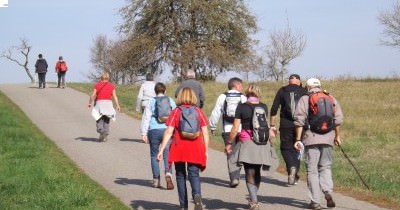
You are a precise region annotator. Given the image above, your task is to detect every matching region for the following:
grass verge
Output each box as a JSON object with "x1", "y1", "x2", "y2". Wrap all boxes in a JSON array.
[
  {"x1": 69, "y1": 79, "x2": 400, "y2": 210},
  {"x1": 0, "y1": 91, "x2": 129, "y2": 210}
]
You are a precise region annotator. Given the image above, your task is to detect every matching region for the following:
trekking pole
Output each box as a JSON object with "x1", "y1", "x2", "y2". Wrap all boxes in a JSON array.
[{"x1": 337, "y1": 144, "x2": 371, "y2": 190}]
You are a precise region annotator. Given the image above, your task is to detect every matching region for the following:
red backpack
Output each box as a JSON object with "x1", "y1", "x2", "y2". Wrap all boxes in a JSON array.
[
  {"x1": 308, "y1": 92, "x2": 336, "y2": 134},
  {"x1": 58, "y1": 62, "x2": 67, "y2": 72}
]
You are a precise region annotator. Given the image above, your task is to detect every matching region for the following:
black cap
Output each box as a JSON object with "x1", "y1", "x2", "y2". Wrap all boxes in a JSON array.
[{"x1": 289, "y1": 74, "x2": 300, "y2": 80}]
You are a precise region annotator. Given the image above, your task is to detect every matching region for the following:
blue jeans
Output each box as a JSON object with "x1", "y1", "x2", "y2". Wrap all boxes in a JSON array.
[
  {"x1": 148, "y1": 129, "x2": 171, "y2": 179},
  {"x1": 175, "y1": 162, "x2": 201, "y2": 208}
]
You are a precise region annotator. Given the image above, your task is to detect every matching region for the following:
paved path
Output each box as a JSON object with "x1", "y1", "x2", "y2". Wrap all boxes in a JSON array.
[{"x1": 0, "y1": 84, "x2": 387, "y2": 210}]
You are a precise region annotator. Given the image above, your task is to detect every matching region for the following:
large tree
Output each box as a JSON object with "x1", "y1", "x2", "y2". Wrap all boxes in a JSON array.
[
  {"x1": 1, "y1": 38, "x2": 35, "y2": 83},
  {"x1": 119, "y1": 0, "x2": 258, "y2": 80},
  {"x1": 378, "y1": 1, "x2": 400, "y2": 49},
  {"x1": 264, "y1": 23, "x2": 306, "y2": 81}
]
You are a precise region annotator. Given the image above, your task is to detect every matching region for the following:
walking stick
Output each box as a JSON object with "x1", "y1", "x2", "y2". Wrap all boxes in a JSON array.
[{"x1": 337, "y1": 144, "x2": 371, "y2": 190}]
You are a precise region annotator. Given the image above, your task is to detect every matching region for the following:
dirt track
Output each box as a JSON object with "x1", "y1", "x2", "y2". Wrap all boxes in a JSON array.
[{"x1": 0, "y1": 83, "x2": 387, "y2": 210}]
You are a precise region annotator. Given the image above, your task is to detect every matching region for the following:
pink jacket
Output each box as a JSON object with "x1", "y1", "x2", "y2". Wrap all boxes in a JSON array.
[{"x1": 294, "y1": 87, "x2": 344, "y2": 146}]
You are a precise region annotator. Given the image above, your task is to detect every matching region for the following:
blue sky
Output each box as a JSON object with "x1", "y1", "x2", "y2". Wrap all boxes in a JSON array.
[{"x1": 0, "y1": 0, "x2": 399, "y2": 84}]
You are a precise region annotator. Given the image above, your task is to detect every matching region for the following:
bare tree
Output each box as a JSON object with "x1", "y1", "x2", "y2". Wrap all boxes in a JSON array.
[
  {"x1": 265, "y1": 23, "x2": 306, "y2": 81},
  {"x1": 378, "y1": 1, "x2": 400, "y2": 49},
  {"x1": 1, "y1": 38, "x2": 35, "y2": 83}
]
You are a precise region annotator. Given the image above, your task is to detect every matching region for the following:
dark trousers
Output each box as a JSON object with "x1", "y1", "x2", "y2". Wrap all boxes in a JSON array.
[
  {"x1": 280, "y1": 127, "x2": 300, "y2": 177},
  {"x1": 38, "y1": 72, "x2": 46, "y2": 88},
  {"x1": 57, "y1": 72, "x2": 66, "y2": 87},
  {"x1": 175, "y1": 162, "x2": 201, "y2": 208}
]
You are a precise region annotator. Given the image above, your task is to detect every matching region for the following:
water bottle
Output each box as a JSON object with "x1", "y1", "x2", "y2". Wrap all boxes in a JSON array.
[{"x1": 296, "y1": 141, "x2": 304, "y2": 160}]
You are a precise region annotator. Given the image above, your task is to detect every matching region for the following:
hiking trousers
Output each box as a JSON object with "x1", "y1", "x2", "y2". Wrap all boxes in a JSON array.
[
  {"x1": 305, "y1": 144, "x2": 334, "y2": 204},
  {"x1": 57, "y1": 72, "x2": 66, "y2": 87},
  {"x1": 175, "y1": 162, "x2": 201, "y2": 209},
  {"x1": 96, "y1": 116, "x2": 110, "y2": 137},
  {"x1": 280, "y1": 127, "x2": 300, "y2": 178},
  {"x1": 38, "y1": 72, "x2": 46, "y2": 88},
  {"x1": 222, "y1": 132, "x2": 242, "y2": 181}
]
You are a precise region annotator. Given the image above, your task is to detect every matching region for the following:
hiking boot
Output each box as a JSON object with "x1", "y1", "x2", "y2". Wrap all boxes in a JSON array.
[
  {"x1": 194, "y1": 194, "x2": 203, "y2": 210},
  {"x1": 165, "y1": 172, "x2": 174, "y2": 190},
  {"x1": 229, "y1": 179, "x2": 239, "y2": 188},
  {"x1": 325, "y1": 192, "x2": 336, "y2": 208},
  {"x1": 152, "y1": 178, "x2": 160, "y2": 188},
  {"x1": 288, "y1": 166, "x2": 296, "y2": 185},
  {"x1": 248, "y1": 201, "x2": 260, "y2": 210},
  {"x1": 309, "y1": 201, "x2": 322, "y2": 210}
]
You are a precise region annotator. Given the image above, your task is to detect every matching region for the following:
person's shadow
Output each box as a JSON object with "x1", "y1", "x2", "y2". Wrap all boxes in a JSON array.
[
  {"x1": 75, "y1": 137, "x2": 98, "y2": 142},
  {"x1": 119, "y1": 138, "x2": 143, "y2": 143}
]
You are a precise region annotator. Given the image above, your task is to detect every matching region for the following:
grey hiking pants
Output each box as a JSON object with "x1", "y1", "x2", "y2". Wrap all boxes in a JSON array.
[
  {"x1": 222, "y1": 132, "x2": 242, "y2": 181},
  {"x1": 96, "y1": 116, "x2": 110, "y2": 136},
  {"x1": 305, "y1": 144, "x2": 334, "y2": 204}
]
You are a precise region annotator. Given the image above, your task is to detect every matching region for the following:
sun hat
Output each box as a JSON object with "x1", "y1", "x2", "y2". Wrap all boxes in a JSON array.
[{"x1": 306, "y1": 78, "x2": 321, "y2": 87}]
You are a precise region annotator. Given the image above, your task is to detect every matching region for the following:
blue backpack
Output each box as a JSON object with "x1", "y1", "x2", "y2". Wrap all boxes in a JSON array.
[
  {"x1": 178, "y1": 106, "x2": 200, "y2": 140},
  {"x1": 154, "y1": 96, "x2": 171, "y2": 123}
]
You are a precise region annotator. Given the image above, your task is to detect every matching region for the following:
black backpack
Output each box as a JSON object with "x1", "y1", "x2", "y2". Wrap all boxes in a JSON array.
[
  {"x1": 154, "y1": 96, "x2": 171, "y2": 123},
  {"x1": 223, "y1": 92, "x2": 243, "y2": 123},
  {"x1": 282, "y1": 86, "x2": 305, "y2": 120},
  {"x1": 308, "y1": 92, "x2": 336, "y2": 134},
  {"x1": 247, "y1": 103, "x2": 270, "y2": 145}
]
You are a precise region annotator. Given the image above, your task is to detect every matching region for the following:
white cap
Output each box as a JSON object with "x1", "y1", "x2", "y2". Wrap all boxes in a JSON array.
[{"x1": 306, "y1": 78, "x2": 321, "y2": 87}]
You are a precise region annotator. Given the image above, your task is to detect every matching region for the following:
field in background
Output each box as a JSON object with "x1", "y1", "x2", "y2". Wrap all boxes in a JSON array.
[
  {"x1": 0, "y1": 91, "x2": 129, "y2": 210},
  {"x1": 70, "y1": 79, "x2": 400, "y2": 209}
]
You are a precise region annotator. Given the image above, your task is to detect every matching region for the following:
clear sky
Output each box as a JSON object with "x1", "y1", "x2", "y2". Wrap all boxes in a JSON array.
[{"x1": 0, "y1": 0, "x2": 399, "y2": 84}]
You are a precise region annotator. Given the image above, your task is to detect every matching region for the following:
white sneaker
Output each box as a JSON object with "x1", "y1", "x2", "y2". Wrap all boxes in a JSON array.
[
  {"x1": 165, "y1": 172, "x2": 174, "y2": 190},
  {"x1": 152, "y1": 178, "x2": 160, "y2": 188}
]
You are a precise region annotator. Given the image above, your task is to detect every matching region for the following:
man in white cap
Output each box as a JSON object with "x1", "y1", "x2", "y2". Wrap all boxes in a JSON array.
[{"x1": 293, "y1": 78, "x2": 344, "y2": 210}]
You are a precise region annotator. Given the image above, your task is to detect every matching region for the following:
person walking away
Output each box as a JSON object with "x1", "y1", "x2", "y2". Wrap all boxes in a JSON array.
[
  {"x1": 175, "y1": 69, "x2": 205, "y2": 108},
  {"x1": 141, "y1": 82, "x2": 176, "y2": 189},
  {"x1": 88, "y1": 72, "x2": 121, "y2": 142},
  {"x1": 209, "y1": 77, "x2": 247, "y2": 187},
  {"x1": 136, "y1": 73, "x2": 156, "y2": 113},
  {"x1": 55, "y1": 56, "x2": 68, "y2": 88},
  {"x1": 35, "y1": 54, "x2": 48, "y2": 89},
  {"x1": 225, "y1": 84, "x2": 279, "y2": 210},
  {"x1": 157, "y1": 87, "x2": 209, "y2": 210},
  {"x1": 293, "y1": 78, "x2": 343, "y2": 210},
  {"x1": 270, "y1": 74, "x2": 307, "y2": 185}
]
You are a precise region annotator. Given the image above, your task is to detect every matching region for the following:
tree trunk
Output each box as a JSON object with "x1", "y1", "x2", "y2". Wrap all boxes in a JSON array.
[{"x1": 24, "y1": 66, "x2": 35, "y2": 83}]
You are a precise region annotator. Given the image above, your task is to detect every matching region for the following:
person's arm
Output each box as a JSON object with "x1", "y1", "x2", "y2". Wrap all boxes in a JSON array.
[
  {"x1": 225, "y1": 118, "x2": 240, "y2": 154},
  {"x1": 201, "y1": 125, "x2": 210, "y2": 160},
  {"x1": 88, "y1": 89, "x2": 97, "y2": 108},
  {"x1": 136, "y1": 85, "x2": 144, "y2": 112},
  {"x1": 157, "y1": 126, "x2": 175, "y2": 161},
  {"x1": 209, "y1": 94, "x2": 224, "y2": 135},
  {"x1": 270, "y1": 88, "x2": 282, "y2": 126},
  {"x1": 112, "y1": 89, "x2": 121, "y2": 112}
]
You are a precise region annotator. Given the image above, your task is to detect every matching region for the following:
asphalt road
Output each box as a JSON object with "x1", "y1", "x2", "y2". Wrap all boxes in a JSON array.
[{"x1": 0, "y1": 83, "x2": 387, "y2": 210}]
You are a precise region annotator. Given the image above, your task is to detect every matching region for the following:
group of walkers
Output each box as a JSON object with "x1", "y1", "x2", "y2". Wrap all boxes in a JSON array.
[
  {"x1": 34, "y1": 54, "x2": 68, "y2": 89},
  {"x1": 88, "y1": 69, "x2": 343, "y2": 210}
]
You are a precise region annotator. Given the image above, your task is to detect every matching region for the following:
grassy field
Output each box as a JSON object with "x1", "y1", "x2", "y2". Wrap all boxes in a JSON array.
[
  {"x1": 70, "y1": 79, "x2": 400, "y2": 209},
  {"x1": 0, "y1": 91, "x2": 129, "y2": 210}
]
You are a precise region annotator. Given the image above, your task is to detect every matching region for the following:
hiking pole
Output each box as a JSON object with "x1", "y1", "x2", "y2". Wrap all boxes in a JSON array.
[{"x1": 337, "y1": 144, "x2": 371, "y2": 190}]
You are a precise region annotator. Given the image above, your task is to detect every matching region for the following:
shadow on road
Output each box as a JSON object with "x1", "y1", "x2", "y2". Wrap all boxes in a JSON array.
[
  {"x1": 75, "y1": 137, "x2": 98, "y2": 142},
  {"x1": 120, "y1": 138, "x2": 143, "y2": 143},
  {"x1": 130, "y1": 200, "x2": 178, "y2": 210},
  {"x1": 258, "y1": 195, "x2": 308, "y2": 209},
  {"x1": 115, "y1": 177, "x2": 152, "y2": 187}
]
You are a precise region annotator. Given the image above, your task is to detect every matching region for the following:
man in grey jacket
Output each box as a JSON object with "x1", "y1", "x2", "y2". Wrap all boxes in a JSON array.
[
  {"x1": 293, "y1": 78, "x2": 344, "y2": 210},
  {"x1": 175, "y1": 69, "x2": 205, "y2": 108}
]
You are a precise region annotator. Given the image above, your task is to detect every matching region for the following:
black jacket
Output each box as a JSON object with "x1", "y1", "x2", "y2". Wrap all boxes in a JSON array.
[{"x1": 35, "y1": 59, "x2": 48, "y2": 73}]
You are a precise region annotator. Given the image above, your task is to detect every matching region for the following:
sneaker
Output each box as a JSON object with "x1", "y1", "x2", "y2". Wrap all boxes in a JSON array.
[
  {"x1": 288, "y1": 166, "x2": 296, "y2": 185},
  {"x1": 194, "y1": 194, "x2": 203, "y2": 210},
  {"x1": 165, "y1": 172, "x2": 174, "y2": 190},
  {"x1": 325, "y1": 192, "x2": 336, "y2": 208},
  {"x1": 229, "y1": 179, "x2": 239, "y2": 188},
  {"x1": 309, "y1": 202, "x2": 322, "y2": 210},
  {"x1": 152, "y1": 178, "x2": 160, "y2": 188},
  {"x1": 248, "y1": 201, "x2": 260, "y2": 210},
  {"x1": 294, "y1": 175, "x2": 300, "y2": 185}
]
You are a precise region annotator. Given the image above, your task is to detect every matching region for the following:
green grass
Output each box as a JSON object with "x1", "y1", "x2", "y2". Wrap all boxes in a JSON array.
[
  {"x1": 72, "y1": 79, "x2": 400, "y2": 209},
  {"x1": 0, "y1": 91, "x2": 129, "y2": 210}
]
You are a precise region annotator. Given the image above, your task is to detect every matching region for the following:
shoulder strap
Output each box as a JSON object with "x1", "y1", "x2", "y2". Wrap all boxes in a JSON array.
[{"x1": 97, "y1": 82, "x2": 108, "y2": 96}]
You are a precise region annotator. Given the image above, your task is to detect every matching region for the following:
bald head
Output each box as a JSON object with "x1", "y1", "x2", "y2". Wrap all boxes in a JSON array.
[{"x1": 186, "y1": 69, "x2": 196, "y2": 79}]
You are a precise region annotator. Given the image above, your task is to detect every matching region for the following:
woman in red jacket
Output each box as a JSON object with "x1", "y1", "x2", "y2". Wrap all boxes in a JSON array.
[{"x1": 157, "y1": 87, "x2": 209, "y2": 210}]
